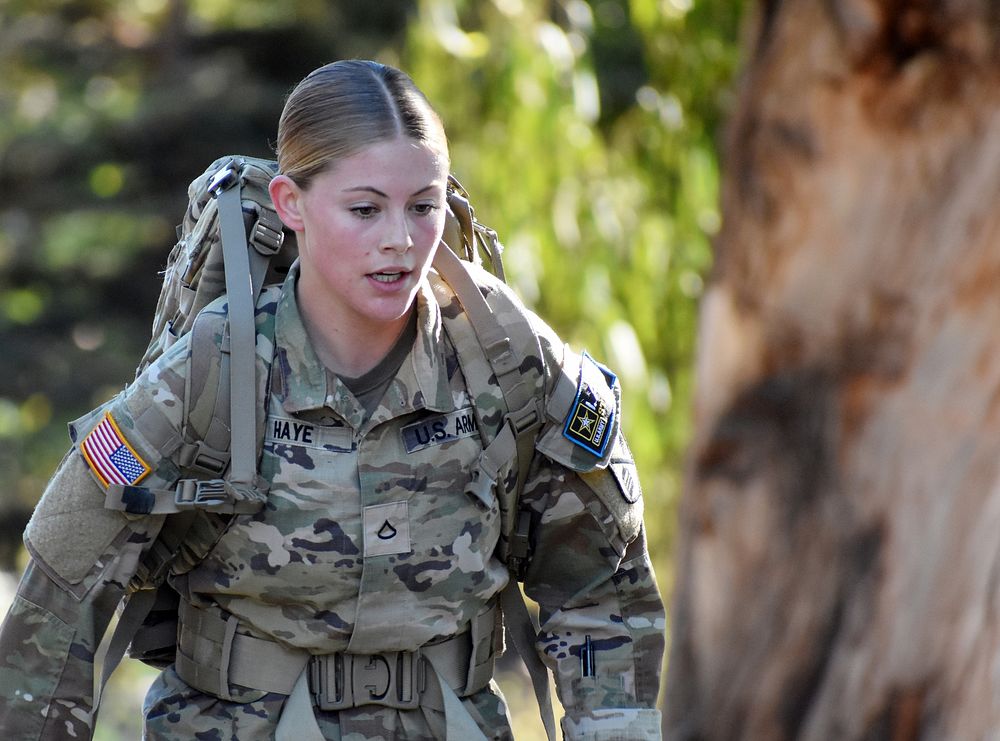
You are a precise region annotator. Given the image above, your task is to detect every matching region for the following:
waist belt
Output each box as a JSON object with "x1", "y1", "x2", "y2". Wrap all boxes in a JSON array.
[{"x1": 174, "y1": 599, "x2": 498, "y2": 712}]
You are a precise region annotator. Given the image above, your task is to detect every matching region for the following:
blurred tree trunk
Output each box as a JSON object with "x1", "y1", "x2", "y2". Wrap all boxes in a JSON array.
[{"x1": 665, "y1": 1, "x2": 1000, "y2": 739}]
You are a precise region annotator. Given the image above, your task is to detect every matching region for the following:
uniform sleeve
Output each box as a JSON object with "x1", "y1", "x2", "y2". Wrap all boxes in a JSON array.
[
  {"x1": 521, "y1": 441, "x2": 665, "y2": 740},
  {"x1": 0, "y1": 454, "x2": 166, "y2": 740},
  {"x1": 0, "y1": 337, "x2": 190, "y2": 739},
  {"x1": 512, "y1": 325, "x2": 665, "y2": 739}
]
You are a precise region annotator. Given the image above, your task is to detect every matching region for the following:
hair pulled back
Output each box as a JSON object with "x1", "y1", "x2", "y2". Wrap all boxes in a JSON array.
[{"x1": 275, "y1": 59, "x2": 448, "y2": 188}]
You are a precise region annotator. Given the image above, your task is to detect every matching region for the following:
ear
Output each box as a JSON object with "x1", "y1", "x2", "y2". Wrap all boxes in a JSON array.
[{"x1": 269, "y1": 174, "x2": 305, "y2": 232}]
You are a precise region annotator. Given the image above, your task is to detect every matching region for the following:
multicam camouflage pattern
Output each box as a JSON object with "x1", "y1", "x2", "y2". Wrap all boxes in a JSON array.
[
  {"x1": 143, "y1": 666, "x2": 515, "y2": 740},
  {"x1": 185, "y1": 270, "x2": 509, "y2": 654},
  {"x1": 0, "y1": 262, "x2": 665, "y2": 740},
  {"x1": 0, "y1": 454, "x2": 167, "y2": 739}
]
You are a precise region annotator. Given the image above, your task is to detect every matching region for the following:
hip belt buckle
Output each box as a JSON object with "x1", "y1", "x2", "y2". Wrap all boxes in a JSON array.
[{"x1": 309, "y1": 650, "x2": 423, "y2": 711}]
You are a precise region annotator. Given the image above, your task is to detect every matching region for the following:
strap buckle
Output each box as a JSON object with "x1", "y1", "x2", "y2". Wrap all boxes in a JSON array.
[
  {"x1": 173, "y1": 479, "x2": 231, "y2": 510},
  {"x1": 250, "y1": 209, "x2": 285, "y2": 255},
  {"x1": 507, "y1": 509, "x2": 534, "y2": 580},
  {"x1": 177, "y1": 440, "x2": 230, "y2": 477},
  {"x1": 309, "y1": 650, "x2": 423, "y2": 711},
  {"x1": 207, "y1": 161, "x2": 240, "y2": 197},
  {"x1": 507, "y1": 402, "x2": 541, "y2": 437},
  {"x1": 484, "y1": 336, "x2": 518, "y2": 375}
]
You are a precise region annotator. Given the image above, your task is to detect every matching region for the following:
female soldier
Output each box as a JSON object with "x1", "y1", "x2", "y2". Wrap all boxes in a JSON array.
[{"x1": 0, "y1": 60, "x2": 664, "y2": 740}]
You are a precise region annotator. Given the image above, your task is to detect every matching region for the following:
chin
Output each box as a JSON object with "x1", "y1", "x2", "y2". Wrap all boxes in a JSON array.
[{"x1": 367, "y1": 299, "x2": 418, "y2": 325}]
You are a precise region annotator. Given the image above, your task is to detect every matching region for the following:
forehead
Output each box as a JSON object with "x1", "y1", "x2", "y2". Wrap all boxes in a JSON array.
[{"x1": 320, "y1": 137, "x2": 448, "y2": 186}]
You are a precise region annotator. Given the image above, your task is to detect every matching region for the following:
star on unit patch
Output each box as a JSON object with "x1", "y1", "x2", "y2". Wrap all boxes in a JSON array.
[
  {"x1": 80, "y1": 412, "x2": 151, "y2": 488},
  {"x1": 563, "y1": 351, "x2": 617, "y2": 457}
]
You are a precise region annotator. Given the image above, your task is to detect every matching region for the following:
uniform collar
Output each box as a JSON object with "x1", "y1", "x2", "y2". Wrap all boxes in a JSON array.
[{"x1": 273, "y1": 263, "x2": 455, "y2": 424}]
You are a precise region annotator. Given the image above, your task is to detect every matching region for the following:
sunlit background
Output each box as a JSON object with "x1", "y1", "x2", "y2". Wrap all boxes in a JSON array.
[{"x1": 0, "y1": 0, "x2": 744, "y2": 737}]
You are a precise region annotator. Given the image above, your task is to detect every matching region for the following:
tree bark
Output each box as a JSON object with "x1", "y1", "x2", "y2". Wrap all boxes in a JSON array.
[{"x1": 665, "y1": 1, "x2": 1000, "y2": 739}]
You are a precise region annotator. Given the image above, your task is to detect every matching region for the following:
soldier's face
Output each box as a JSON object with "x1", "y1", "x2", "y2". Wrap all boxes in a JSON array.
[{"x1": 279, "y1": 136, "x2": 448, "y2": 332}]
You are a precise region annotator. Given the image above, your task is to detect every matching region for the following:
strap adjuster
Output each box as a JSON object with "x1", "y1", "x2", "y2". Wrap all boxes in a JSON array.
[
  {"x1": 507, "y1": 402, "x2": 542, "y2": 437},
  {"x1": 251, "y1": 210, "x2": 285, "y2": 255},
  {"x1": 309, "y1": 650, "x2": 423, "y2": 711},
  {"x1": 174, "y1": 479, "x2": 230, "y2": 510},
  {"x1": 484, "y1": 337, "x2": 518, "y2": 375},
  {"x1": 177, "y1": 440, "x2": 229, "y2": 476},
  {"x1": 507, "y1": 509, "x2": 534, "y2": 580}
]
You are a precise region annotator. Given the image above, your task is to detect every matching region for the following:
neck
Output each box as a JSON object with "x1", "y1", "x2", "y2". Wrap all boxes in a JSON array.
[{"x1": 297, "y1": 290, "x2": 414, "y2": 379}]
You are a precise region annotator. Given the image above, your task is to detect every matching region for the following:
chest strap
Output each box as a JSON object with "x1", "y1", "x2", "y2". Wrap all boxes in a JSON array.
[{"x1": 175, "y1": 599, "x2": 497, "y2": 712}]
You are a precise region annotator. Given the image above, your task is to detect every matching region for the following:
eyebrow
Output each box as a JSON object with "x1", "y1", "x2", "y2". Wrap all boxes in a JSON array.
[{"x1": 343, "y1": 185, "x2": 439, "y2": 198}]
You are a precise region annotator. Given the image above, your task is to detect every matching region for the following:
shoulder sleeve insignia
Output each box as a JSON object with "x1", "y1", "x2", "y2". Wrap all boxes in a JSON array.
[
  {"x1": 79, "y1": 412, "x2": 152, "y2": 488},
  {"x1": 562, "y1": 351, "x2": 617, "y2": 457}
]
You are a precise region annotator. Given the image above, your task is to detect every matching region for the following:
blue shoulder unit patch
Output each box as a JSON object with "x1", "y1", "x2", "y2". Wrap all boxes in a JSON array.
[{"x1": 563, "y1": 351, "x2": 617, "y2": 457}]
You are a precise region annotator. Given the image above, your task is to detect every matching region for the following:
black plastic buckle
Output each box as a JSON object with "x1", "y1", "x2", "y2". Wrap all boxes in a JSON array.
[{"x1": 507, "y1": 509, "x2": 534, "y2": 580}]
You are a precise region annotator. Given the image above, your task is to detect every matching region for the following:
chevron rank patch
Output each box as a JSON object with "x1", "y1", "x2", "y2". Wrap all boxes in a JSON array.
[
  {"x1": 80, "y1": 412, "x2": 151, "y2": 488},
  {"x1": 563, "y1": 351, "x2": 617, "y2": 457}
]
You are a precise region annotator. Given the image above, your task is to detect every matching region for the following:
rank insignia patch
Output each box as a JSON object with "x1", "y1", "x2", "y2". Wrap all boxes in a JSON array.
[
  {"x1": 81, "y1": 412, "x2": 151, "y2": 488},
  {"x1": 563, "y1": 352, "x2": 617, "y2": 457}
]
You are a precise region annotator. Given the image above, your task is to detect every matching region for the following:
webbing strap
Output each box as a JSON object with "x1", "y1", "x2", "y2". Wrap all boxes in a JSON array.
[
  {"x1": 93, "y1": 587, "x2": 157, "y2": 719},
  {"x1": 176, "y1": 599, "x2": 494, "y2": 700},
  {"x1": 180, "y1": 598, "x2": 496, "y2": 737},
  {"x1": 248, "y1": 207, "x2": 284, "y2": 300},
  {"x1": 214, "y1": 179, "x2": 257, "y2": 487},
  {"x1": 275, "y1": 670, "x2": 324, "y2": 741},
  {"x1": 500, "y1": 580, "x2": 557, "y2": 741},
  {"x1": 249, "y1": 248, "x2": 272, "y2": 308},
  {"x1": 431, "y1": 248, "x2": 555, "y2": 741},
  {"x1": 436, "y1": 666, "x2": 490, "y2": 741},
  {"x1": 431, "y1": 249, "x2": 539, "y2": 495},
  {"x1": 105, "y1": 478, "x2": 265, "y2": 516},
  {"x1": 433, "y1": 248, "x2": 518, "y2": 379}
]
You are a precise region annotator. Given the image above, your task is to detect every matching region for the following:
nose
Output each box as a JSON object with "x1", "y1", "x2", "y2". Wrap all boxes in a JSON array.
[{"x1": 380, "y1": 210, "x2": 413, "y2": 254}]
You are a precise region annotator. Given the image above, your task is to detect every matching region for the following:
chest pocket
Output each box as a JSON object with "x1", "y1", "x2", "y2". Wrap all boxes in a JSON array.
[
  {"x1": 394, "y1": 406, "x2": 485, "y2": 513},
  {"x1": 373, "y1": 405, "x2": 498, "y2": 567}
]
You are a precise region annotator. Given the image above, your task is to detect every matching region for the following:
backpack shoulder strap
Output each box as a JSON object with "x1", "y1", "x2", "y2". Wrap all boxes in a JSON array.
[
  {"x1": 93, "y1": 283, "x2": 282, "y2": 715},
  {"x1": 430, "y1": 247, "x2": 545, "y2": 574},
  {"x1": 96, "y1": 157, "x2": 288, "y2": 722},
  {"x1": 429, "y1": 248, "x2": 557, "y2": 741}
]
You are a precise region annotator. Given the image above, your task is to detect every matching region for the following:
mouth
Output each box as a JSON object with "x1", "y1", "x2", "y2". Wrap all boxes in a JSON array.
[
  {"x1": 368, "y1": 268, "x2": 411, "y2": 288},
  {"x1": 368, "y1": 271, "x2": 404, "y2": 283}
]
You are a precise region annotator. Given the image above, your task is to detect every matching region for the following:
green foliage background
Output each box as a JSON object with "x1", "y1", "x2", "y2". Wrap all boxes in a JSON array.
[{"x1": 0, "y1": 0, "x2": 743, "y2": 737}]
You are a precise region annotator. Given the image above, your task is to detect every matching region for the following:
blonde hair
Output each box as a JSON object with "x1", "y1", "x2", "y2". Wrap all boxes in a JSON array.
[{"x1": 275, "y1": 60, "x2": 449, "y2": 187}]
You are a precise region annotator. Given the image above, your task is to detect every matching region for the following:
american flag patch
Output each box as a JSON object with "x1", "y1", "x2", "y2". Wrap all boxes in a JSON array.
[{"x1": 81, "y1": 412, "x2": 151, "y2": 488}]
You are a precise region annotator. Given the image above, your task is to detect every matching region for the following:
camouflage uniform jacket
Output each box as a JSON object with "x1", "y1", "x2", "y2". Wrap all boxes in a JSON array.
[{"x1": 0, "y1": 263, "x2": 665, "y2": 740}]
